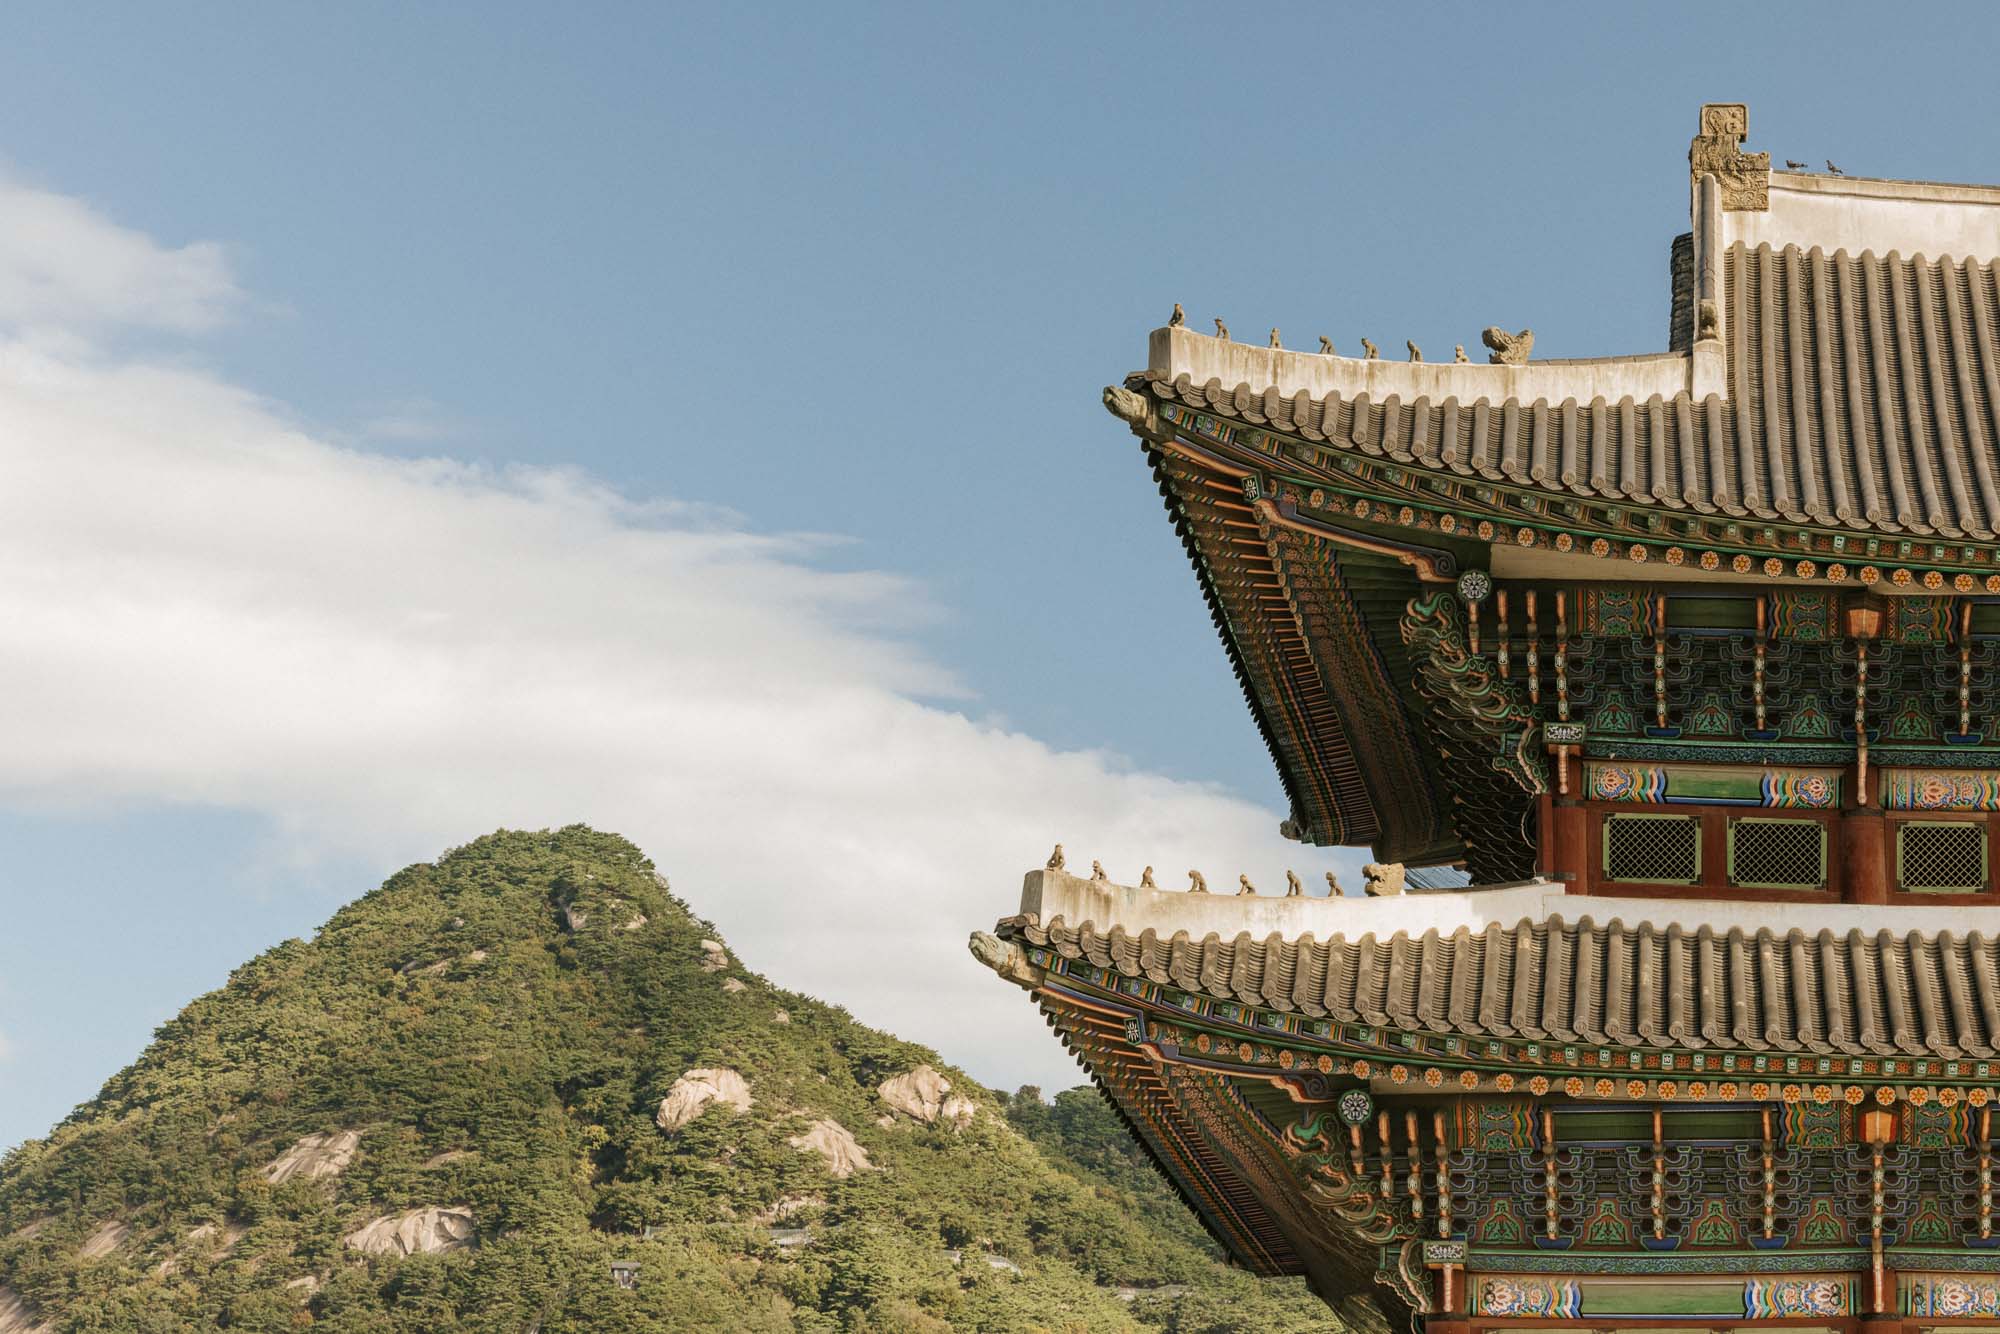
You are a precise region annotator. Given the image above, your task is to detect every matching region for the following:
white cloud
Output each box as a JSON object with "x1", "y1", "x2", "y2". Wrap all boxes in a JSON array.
[
  {"x1": 0, "y1": 172, "x2": 240, "y2": 333},
  {"x1": 355, "y1": 397, "x2": 466, "y2": 444},
  {"x1": 0, "y1": 181, "x2": 1361, "y2": 1095}
]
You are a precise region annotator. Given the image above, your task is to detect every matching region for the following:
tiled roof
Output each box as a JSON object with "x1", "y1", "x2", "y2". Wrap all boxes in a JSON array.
[
  {"x1": 1135, "y1": 243, "x2": 2000, "y2": 542},
  {"x1": 1723, "y1": 243, "x2": 2000, "y2": 537},
  {"x1": 1009, "y1": 911, "x2": 2000, "y2": 1059}
]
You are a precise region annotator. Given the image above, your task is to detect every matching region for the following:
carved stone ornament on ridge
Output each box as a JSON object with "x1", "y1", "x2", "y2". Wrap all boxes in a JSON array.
[
  {"x1": 1689, "y1": 101, "x2": 1770, "y2": 211},
  {"x1": 1480, "y1": 327, "x2": 1533, "y2": 366}
]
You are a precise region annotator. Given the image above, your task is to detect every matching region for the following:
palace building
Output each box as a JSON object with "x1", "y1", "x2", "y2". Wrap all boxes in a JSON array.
[{"x1": 974, "y1": 106, "x2": 2000, "y2": 1332}]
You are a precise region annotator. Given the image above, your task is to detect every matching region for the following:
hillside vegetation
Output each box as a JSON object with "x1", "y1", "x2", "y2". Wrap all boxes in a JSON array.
[{"x1": 0, "y1": 827, "x2": 1357, "y2": 1331}]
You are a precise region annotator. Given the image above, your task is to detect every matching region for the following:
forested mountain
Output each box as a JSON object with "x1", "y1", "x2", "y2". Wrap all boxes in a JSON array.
[{"x1": 0, "y1": 828, "x2": 1365, "y2": 1332}]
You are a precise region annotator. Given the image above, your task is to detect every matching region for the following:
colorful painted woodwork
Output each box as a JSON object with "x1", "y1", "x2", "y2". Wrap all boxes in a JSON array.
[{"x1": 994, "y1": 104, "x2": 2000, "y2": 1332}]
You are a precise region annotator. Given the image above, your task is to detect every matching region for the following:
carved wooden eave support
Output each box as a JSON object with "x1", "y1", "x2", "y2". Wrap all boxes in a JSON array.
[
  {"x1": 966, "y1": 930, "x2": 1044, "y2": 989},
  {"x1": 1102, "y1": 383, "x2": 1175, "y2": 447}
]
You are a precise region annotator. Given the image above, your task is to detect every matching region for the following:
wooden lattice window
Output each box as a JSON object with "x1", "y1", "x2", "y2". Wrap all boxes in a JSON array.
[
  {"x1": 1602, "y1": 813, "x2": 1701, "y2": 884},
  {"x1": 1727, "y1": 817, "x2": 1827, "y2": 890},
  {"x1": 1898, "y1": 821, "x2": 1987, "y2": 893}
]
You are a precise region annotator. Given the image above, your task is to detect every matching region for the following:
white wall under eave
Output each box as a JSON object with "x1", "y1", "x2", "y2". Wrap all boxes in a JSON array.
[
  {"x1": 1017, "y1": 868, "x2": 2000, "y2": 943},
  {"x1": 1147, "y1": 326, "x2": 1690, "y2": 409},
  {"x1": 1728, "y1": 174, "x2": 2000, "y2": 266}
]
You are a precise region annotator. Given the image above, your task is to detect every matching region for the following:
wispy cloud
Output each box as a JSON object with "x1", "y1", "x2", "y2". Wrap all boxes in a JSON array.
[
  {"x1": 356, "y1": 397, "x2": 466, "y2": 444},
  {"x1": 0, "y1": 179, "x2": 1359, "y2": 1095},
  {"x1": 0, "y1": 171, "x2": 241, "y2": 334}
]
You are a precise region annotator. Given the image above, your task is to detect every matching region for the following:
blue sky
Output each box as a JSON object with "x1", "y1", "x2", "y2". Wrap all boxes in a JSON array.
[{"x1": 5, "y1": 4, "x2": 2000, "y2": 1151}]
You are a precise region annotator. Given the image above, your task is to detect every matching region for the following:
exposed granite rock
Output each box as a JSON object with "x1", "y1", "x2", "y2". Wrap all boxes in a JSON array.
[
  {"x1": 343, "y1": 1205, "x2": 475, "y2": 1256},
  {"x1": 698, "y1": 939, "x2": 728, "y2": 972},
  {"x1": 655, "y1": 1068, "x2": 752, "y2": 1132},
  {"x1": 263, "y1": 1130, "x2": 362, "y2": 1184},
  {"x1": 563, "y1": 905, "x2": 589, "y2": 931},
  {"x1": 0, "y1": 1288, "x2": 49, "y2": 1334},
  {"x1": 185, "y1": 1221, "x2": 248, "y2": 1254},
  {"x1": 76, "y1": 1220, "x2": 129, "y2": 1259},
  {"x1": 877, "y1": 1065, "x2": 974, "y2": 1128},
  {"x1": 721, "y1": 977, "x2": 746, "y2": 994},
  {"x1": 788, "y1": 1118, "x2": 872, "y2": 1177},
  {"x1": 772, "y1": 1009, "x2": 790, "y2": 1024}
]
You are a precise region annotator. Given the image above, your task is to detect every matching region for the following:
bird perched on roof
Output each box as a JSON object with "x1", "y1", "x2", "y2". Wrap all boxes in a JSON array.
[
  {"x1": 1453, "y1": 345, "x2": 1468, "y2": 363},
  {"x1": 1785, "y1": 159, "x2": 1807, "y2": 170},
  {"x1": 1214, "y1": 318, "x2": 1230, "y2": 340},
  {"x1": 1361, "y1": 338, "x2": 1379, "y2": 359},
  {"x1": 1285, "y1": 870, "x2": 1303, "y2": 898},
  {"x1": 1140, "y1": 865, "x2": 1156, "y2": 889},
  {"x1": 1169, "y1": 302, "x2": 1184, "y2": 327},
  {"x1": 1188, "y1": 869, "x2": 1208, "y2": 893},
  {"x1": 1237, "y1": 874, "x2": 1257, "y2": 896},
  {"x1": 1826, "y1": 160, "x2": 1845, "y2": 175},
  {"x1": 1407, "y1": 340, "x2": 1422, "y2": 362},
  {"x1": 1269, "y1": 328, "x2": 1282, "y2": 348},
  {"x1": 1318, "y1": 335, "x2": 1334, "y2": 354},
  {"x1": 1090, "y1": 859, "x2": 1107, "y2": 881},
  {"x1": 1046, "y1": 843, "x2": 1065, "y2": 872},
  {"x1": 1325, "y1": 871, "x2": 1344, "y2": 895}
]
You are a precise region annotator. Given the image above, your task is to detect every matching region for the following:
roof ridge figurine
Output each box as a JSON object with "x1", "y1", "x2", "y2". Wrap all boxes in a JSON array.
[{"x1": 1481, "y1": 325, "x2": 1533, "y2": 364}]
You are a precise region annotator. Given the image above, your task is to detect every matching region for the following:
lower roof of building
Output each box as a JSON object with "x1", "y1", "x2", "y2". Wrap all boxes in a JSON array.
[{"x1": 1010, "y1": 868, "x2": 2000, "y2": 1061}]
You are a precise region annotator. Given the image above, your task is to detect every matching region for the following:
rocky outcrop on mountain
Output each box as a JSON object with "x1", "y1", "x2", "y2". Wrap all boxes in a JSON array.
[
  {"x1": 262, "y1": 1130, "x2": 362, "y2": 1184},
  {"x1": 655, "y1": 1068, "x2": 752, "y2": 1132},
  {"x1": 877, "y1": 1065, "x2": 976, "y2": 1128},
  {"x1": 0, "y1": 1288, "x2": 47, "y2": 1334},
  {"x1": 75, "y1": 1222, "x2": 128, "y2": 1260},
  {"x1": 789, "y1": 1119, "x2": 872, "y2": 1177},
  {"x1": 183, "y1": 1221, "x2": 247, "y2": 1255},
  {"x1": 343, "y1": 1206, "x2": 475, "y2": 1256}
]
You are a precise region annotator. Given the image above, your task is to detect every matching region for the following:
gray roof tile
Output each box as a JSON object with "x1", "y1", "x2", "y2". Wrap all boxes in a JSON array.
[{"x1": 1010, "y1": 912, "x2": 2000, "y2": 1061}]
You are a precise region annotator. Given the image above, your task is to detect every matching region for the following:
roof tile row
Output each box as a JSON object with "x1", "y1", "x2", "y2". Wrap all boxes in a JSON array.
[{"x1": 1011, "y1": 912, "x2": 2000, "y2": 1060}]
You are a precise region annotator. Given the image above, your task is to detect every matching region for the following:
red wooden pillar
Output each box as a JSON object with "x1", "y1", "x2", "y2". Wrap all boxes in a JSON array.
[
  {"x1": 1544, "y1": 801, "x2": 1589, "y2": 893},
  {"x1": 1843, "y1": 808, "x2": 1888, "y2": 904}
]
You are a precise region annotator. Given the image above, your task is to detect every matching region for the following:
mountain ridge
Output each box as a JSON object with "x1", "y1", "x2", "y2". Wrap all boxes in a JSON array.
[{"x1": 0, "y1": 827, "x2": 1362, "y2": 1331}]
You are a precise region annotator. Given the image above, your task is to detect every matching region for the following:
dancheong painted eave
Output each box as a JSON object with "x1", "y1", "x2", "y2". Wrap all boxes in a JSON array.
[
  {"x1": 1103, "y1": 102, "x2": 2000, "y2": 865},
  {"x1": 1001, "y1": 104, "x2": 2000, "y2": 1332}
]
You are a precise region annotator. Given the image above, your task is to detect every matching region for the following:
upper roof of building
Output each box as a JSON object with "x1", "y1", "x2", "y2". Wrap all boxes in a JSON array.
[
  {"x1": 1104, "y1": 105, "x2": 2000, "y2": 867},
  {"x1": 1130, "y1": 106, "x2": 2000, "y2": 542}
]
